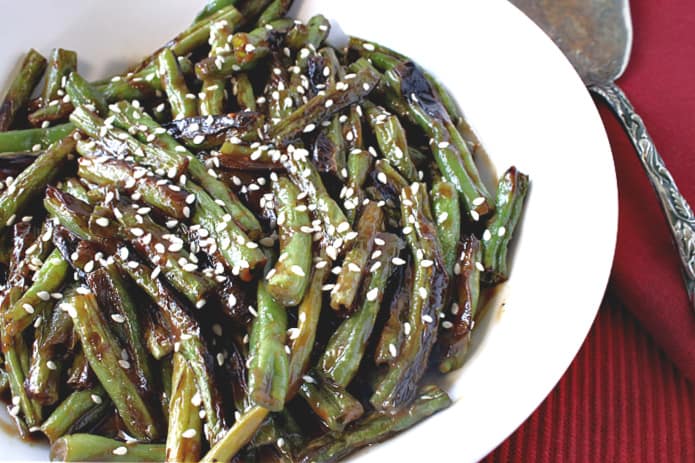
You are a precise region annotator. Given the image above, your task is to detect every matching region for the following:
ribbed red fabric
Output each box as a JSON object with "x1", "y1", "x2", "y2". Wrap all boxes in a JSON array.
[{"x1": 483, "y1": 296, "x2": 695, "y2": 462}]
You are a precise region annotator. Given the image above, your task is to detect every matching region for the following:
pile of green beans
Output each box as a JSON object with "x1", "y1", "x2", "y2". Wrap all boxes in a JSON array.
[{"x1": 0, "y1": 1, "x2": 529, "y2": 462}]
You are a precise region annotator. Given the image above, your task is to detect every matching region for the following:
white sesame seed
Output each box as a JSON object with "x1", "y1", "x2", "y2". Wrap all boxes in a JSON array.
[
  {"x1": 46, "y1": 360, "x2": 57, "y2": 370},
  {"x1": 118, "y1": 359, "x2": 130, "y2": 369},
  {"x1": 421, "y1": 259, "x2": 434, "y2": 268},
  {"x1": 113, "y1": 447, "x2": 128, "y2": 456},
  {"x1": 37, "y1": 291, "x2": 51, "y2": 301},
  {"x1": 303, "y1": 123, "x2": 316, "y2": 133},
  {"x1": 182, "y1": 428, "x2": 197, "y2": 439},
  {"x1": 196, "y1": 299, "x2": 207, "y2": 309},
  {"x1": 303, "y1": 375, "x2": 316, "y2": 384},
  {"x1": 422, "y1": 314, "x2": 434, "y2": 323},
  {"x1": 403, "y1": 322, "x2": 412, "y2": 335},
  {"x1": 91, "y1": 394, "x2": 103, "y2": 404},
  {"x1": 377, "y1": 172, "x2": 387, "y2": 184},
  {"x1": 498, "y1": 226, "x2": 507, "y2": 237},
  {"x1": 111, "y1": 314, "x2": 126, "y2": 323},
  {"x1": 363, "y1": 43, "x2": 376, "y2": 51},
  {"x1": 22, "y1": 303, "x2": 35, "y2": 314},
  {"x1": 418, "y1": 287, "x2": 428, "y2": 300},
  {"x1": 388, "y1": 343, "x2": 398, "y2": 357},
  {"x1": 95, "y1": 217, "x2": 110, "y2": 227},
  {"x1": 482, "y1": 229, "x2": 492, "y2": 241},
  {"x1": 475, "y1": 261, "x2": 485, "y2": 272},
  {"x1": 470, "y1": 210, "x2": 480, "y2": 222},
  {"x1": 472, "y1": 197, "x2": 486, "y2": 206}
]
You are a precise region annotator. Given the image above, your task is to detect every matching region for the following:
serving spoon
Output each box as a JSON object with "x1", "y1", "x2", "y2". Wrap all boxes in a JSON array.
[{"x1": 510, "y1": 0, "x2": 695, "y2": 313}]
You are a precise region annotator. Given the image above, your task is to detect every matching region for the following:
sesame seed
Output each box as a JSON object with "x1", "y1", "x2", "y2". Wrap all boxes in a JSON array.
[
  {"x1": 392, "y1": 257, "x2": 406, "y2": 266},
  {"x1": 291, "y1": 265, "x2": 306, "y2": 277},
  {"x1": 418, "y1": 287, "x2": 428, "y2": 299},
  {"x1": 442, "y1": 320, "x2": 454, "y2": 329},
  {"x1": 111, "y1": 314, "x2": 126, "y2": 323},
  {"x1": 22, "y1": 303, "x2": 35, "y2": 314},
  {"x1": 377, "y1": 172, "x2": 387, "y2": 184},
  {"x1": 46, "y1": 360, "x2": 57, "y2": 370},
  {"x1": 113, "y1": 447, "x2": 128, "y2": 456},
  {"x1": 363, "y1": 43, "x2": 376, "y2": 51},
  {"x1": 421, "y1": 259, "x2": 434, "y2": 268},
  {"x1": 303, "y1": 123, "x2": 316, "y2": 133},
  {"x1": 422, "y1": 314, "x2": 434, "y2": 323},
  {"x1": 388, "y1": 344, "x2": 398, "y2": 357},
  {"x1": 475, "y1": 261, "x2": 485, "y2": 272},
  {"x1": 91, "y1": 394, "x2": 103, "y2": 404},
  {"x1": 470, "y1": 210, "x2": 480, "y2": 222},
  {"x1": 498, "y1": 226, "x2": 507, "y2": 237},
  {"x1": 482, "y1": 229, "x2": 492, "y2": 241},
  {"x1": 366, "y1": 288, "x2": 379, "y2": 302},
  {"x1": 303, "y1": 375, "x2": 316, "y2": 384},
  {"x1": 438, "y1": 141, "x2": 450, "y2": 149},
  {"x1": 37, "y1": 291, "x2": 51, "y2": 301},
  {"x1": 182, "y1": 428, "x2": 197, "y2": 439},
  {"x1": 118, "y1": 360, "x2": 130, "y2": 369},
  {"x1": 196, "y1": 299, "x2": 207, "y2": 309},
  {"x1": 472, "y1": 196, "x2": 486, "y2": 206},
  {"x1": 95, "y1": 217, "x2": 110, "y2": 227},
  {"x1": 437, "y1": 212, "x2": 449, "y2": 224}
]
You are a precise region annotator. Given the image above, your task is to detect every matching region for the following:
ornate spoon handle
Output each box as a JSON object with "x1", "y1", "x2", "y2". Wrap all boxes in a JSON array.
[{"x1": 591, "y1": 82, "x2": 695, "y2": 313}]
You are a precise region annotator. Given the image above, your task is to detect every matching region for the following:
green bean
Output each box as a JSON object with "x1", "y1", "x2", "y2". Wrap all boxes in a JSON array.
[
  {"x1": 50, "y1": 434, "x2": 165, "y2": 462},
  {"x1": 60, "y1": 177, "x2": 90, "y2": 203},
  {"x1": 1, "y1": 287, "x2": 42, "y2": 429},
  {"x1": 66, "y1": 290, "x2": 160, "y2": 441},
  {"x1": 0, "y1": 135, "x2": 75, "y2": 232},
  {"x1": 371, "y1": 183, "x2": 449, "y2": 411},
  {"x1": 25, "y1": 304, "x2": 64, "y2": 406},
  {"x1": 266, "y1": 177, "x2": 312, "y2": 306},
  {"x1": 200, "y1": 406, "x2": 269, "y2": 463},
  {"x1": 0, "y1": 123, "x2": 74, "y2": 153},
  {"x1": 439, "y1": 234, "x2": 481, "y2": 373},
  {"x1": 199, "y1": 21, "x2": 230, "y2": 116},
  {"x1": 193, "y1": 0, "x2": 239, "y2": 23},
  {"x1": 431, "y1": 180, "x2": 461, "y2": 275},
  {"x1": 288, "y1": 248, "x2": 329, "y2": 397},
  {"x1": 482, "y1": 166, "x2": 530, "y2": 284},
  {"x1": 313, "y1": 115, "x2": 347, "y2": 177},
  {"x1": 282, "y1": 147, "x2": 353, "y2": 253},
  {"x1": 321, "y1": 232, "x2": 402, "y2": 386},
  {"x1": 374, "y1": 257, "x2": 413, "y2": 366},
  {"x1": 44, "y1": 187, "x2": 104, "y2": 245},
  {"x1": 86, "y1": 264, "x2": 153, "y2": 387},
  {"x1": 0, "y1": 49, "x2": 46, "y2": 131},
  {"x1": 232, "y1": 73, "x2": 257, "y2": 110},
  {"x1": 330, "y1": 202, "x2": 383, "y2": 311},
  {"x1": 166, "y1": 353, "x2": 203, "y2": 463},
  {"x1": 298, "y1": 373, "x2": 364, "y2": 432},
  {"x1": 3, "y1": 248, "x2": 68, "y2": 343},
  {"x1": 157, "y1": 48, "x2": 197, "y2": 119},
  {"x1": 65, "y1": 71, "x2": 108, "y2": 116},
  {"x1": 248, "y1": 282, "x2": 289, "y2": 411},
  {"x1": 299, "y1": 385, "x2": 452, "y2": 463},
  {"x1": 343, "y1": 148, "x2": 372, "y2": 223},
  {"x1": 364, "y1": 102, "x2": 418, "y2": 182},
  {"x1": 257, "y1": 0, "x2": 293, "y2": 25},
  {"x1": 42, "y1": 48, "x2": 77, "y2": 102},
  {"x1": 40, "y1": 386, "x2": 108, "y2": 442}
]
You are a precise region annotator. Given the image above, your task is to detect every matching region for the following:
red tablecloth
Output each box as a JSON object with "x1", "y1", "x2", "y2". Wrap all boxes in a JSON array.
[{"x1": 485, "y1": 0, "x2": 695, "y2": 461}]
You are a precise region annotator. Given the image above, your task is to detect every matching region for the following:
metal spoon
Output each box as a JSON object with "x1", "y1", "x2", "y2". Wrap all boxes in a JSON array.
[{"x1": 511, "y1": 0, "x2": 695, "y2": 312}]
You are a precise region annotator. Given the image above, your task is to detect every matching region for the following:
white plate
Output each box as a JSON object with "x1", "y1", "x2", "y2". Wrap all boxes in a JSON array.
[{"x1": 0, "y1": 1, "x2": 617, "y2": 461}]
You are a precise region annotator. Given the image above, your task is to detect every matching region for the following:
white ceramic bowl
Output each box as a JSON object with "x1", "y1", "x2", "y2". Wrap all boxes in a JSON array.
[{"x1": 0, "y1": 1, "x2": 617, "y2": 461}]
